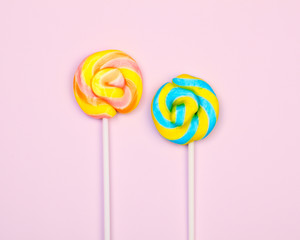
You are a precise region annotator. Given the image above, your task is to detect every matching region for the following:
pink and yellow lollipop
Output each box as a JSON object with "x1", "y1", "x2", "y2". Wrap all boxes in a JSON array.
[
  {"x1": 73, "y1": 50, "x2": 143, "y2": 240},
  {"x1": 74, "y1": 50, "x2": 143, "y2": 118}
]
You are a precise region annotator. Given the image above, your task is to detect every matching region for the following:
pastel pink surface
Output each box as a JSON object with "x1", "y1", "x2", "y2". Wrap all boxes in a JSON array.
[{"x1": 0, "y1": 0, "x2": 300, "y2": 240}]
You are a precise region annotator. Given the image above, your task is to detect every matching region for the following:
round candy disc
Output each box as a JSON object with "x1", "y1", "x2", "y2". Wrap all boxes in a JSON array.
[
  {"x1": 151, "y1": 74, "x2": 219, "y2": 145},
  {"x1": 74, "y1": 50, "x2": 143, "y2": 119}
]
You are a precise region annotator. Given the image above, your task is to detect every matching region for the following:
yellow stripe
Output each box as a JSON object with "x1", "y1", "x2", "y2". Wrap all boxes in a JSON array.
[
  {"x1": 188, "y1": 106, "x2": 209, "y2": 143},
  {"x1": 176, "y1": 74, "x2": 206, "y2": 82},
  {"x1": 118, "y1": 67, "x2": 143, "y2": 109},
  {"x1": 157, "y1": 83, "x2": 175, "y2": 121},
  {"x1": 75, "y1": 93, "x2": 116, "y2": 117}
]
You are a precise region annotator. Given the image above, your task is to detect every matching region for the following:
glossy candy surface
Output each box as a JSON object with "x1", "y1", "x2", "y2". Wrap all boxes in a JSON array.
[
  {"x1": 151, "y1": 74, "x2": 219, "y2": 145},
  {"x1": 74, "y1": 50, "x2": 143, "y2": 118}
]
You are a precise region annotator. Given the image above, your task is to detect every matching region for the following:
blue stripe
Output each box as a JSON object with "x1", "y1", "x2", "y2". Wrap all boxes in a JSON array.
[
  {"x1": 174, "y1": 104, "x2": 185, "y2": 126},
  {"x1": 198, "y1": 96, "x2": 217, "y2": 138},
  {"x1": 173, "y1": 78, "x2": 216, "y2": 96},
  {"x1": 170, "y1": 114, "x2": 199, "y2": 144}
]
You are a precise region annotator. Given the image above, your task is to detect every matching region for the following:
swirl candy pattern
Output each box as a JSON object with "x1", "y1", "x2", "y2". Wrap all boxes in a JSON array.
[
  {"x1": 74, "y1": 50, "x2": 143, "y2": 119},
  {"x1": 151, "y1": 74, "x2": 219, "y2": 145}
]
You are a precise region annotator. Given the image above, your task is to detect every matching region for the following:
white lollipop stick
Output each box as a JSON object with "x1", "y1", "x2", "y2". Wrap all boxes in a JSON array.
[
  {"x1": 188, "y1": 141, "x2": 195, "y2": 240},
  {"x1": 102, "y1": 118, "x2": 110, "y2": 240}
]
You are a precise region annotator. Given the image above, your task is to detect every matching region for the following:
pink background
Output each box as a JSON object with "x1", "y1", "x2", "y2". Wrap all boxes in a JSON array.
[{"x1": 1, "y1": 0, "x2": 300, "y2": 239}]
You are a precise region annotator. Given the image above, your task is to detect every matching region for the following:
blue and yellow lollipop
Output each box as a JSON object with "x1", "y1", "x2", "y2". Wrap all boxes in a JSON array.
[{"x1": 151, "y1": 74, "x2": 219, "y2": 145}]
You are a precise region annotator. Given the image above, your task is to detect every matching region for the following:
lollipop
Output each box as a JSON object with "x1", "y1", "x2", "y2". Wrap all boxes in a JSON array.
[
  {"x1": 74, "y1": 50, "x2": 143, "y2": 240},
  {"x1": 151, "y1": 74, "x2": 219, "y2": 240},
  {"x1": 74, "y1": 49, "x2": 143, "y2": 118}
]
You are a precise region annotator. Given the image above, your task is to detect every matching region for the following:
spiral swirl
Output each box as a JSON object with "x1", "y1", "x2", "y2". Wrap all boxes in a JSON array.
[
  {"x1": 73, "y1": 50, "x2": 143, "y2": 118},
  {"x1": 151, "y1": 74, "x2": 219, "y2": 145}
]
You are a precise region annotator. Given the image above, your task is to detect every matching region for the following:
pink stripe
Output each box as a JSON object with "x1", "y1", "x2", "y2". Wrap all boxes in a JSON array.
[{"x1": 101, "y1": 58, "x2": 142, "y2": 76}]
